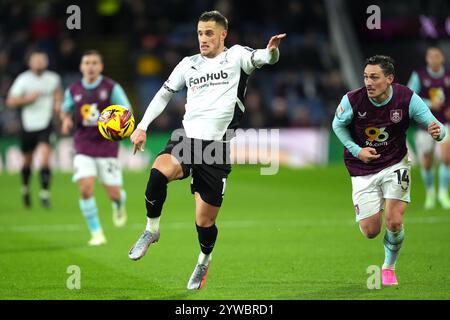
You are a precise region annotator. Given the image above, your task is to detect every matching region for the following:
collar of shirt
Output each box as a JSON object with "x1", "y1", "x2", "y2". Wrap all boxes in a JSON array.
[{"x1": 82, "y1": 75, "x2": 104, "y2": 89}]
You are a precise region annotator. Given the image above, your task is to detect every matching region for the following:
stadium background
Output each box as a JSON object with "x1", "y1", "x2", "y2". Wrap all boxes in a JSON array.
[{"x1": 0, "y1": 0, "x2": 449, "y2": 300}]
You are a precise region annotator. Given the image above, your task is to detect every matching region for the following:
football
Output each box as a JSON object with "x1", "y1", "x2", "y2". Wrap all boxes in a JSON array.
[{"x1": 97, "y1": 105, "x2": 135, "y2": 141}]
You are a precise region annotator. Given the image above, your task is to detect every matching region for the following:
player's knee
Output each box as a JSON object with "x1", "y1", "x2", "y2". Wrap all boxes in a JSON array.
[
  {"x1": 79, "y1": 183, "x2": 94, "y2": 199},
  {"x1": 152, "y1": 154, "x2": 183, "y2": 181},
  {"x1": 385, "y1": 219, "x2": 403, "y2": 232},
  {"x1": 107, "y1": 187, "x2": 121, "y2": 201},
  {"x1": 196, "y1": 216, "x2": 216, "y2": 228},
  {"x1": 80, "y1": 189, "x2": 93, "y2": 199},
  {"x1": 359, "y1": 224, "x2": 381, "y2": 239}
]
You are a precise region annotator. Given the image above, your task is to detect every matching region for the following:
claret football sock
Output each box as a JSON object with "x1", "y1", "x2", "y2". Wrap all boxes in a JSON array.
[
  {"x1": 383, "y1": 227, "x2": 404, "y2": 269},
  {"x1": 80, "y1": 197, "x2": 102, "y2": 235}
]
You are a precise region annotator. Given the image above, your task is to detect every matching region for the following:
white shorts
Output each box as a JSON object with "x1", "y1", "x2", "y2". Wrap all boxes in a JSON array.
[
  {"x1": 415, "y1": 124, "x2": 450, "y2": 160},
  {"x1": 73, "y1": 154, "x2": 123, "y2": 186},
  {"x1": 351, "y1": 156, "x2": 411, "y2": 222}
]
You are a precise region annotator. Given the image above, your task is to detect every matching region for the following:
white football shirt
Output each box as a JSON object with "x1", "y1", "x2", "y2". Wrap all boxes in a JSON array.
[
  {"x1": 8, "y1": 70, "x2": 61, "y2": 132},
  {"x1": 148, "y1": 45, "x2": 278, "y2": 141}
]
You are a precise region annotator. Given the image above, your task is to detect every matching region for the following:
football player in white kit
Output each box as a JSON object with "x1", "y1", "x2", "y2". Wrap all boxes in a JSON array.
[
  {"x1": 128, "y1": 10, "x2": 285, "y2": 289},
  {"x1": 6, "y1": 50, "x2": 62, "y2": 209}
]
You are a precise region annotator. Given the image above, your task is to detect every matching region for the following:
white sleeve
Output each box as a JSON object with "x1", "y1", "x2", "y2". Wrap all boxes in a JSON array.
[
  {"x1": 8, "y1": 75, "x2": 25, "y2": 97},
  {"x1": 137, "y1": 59, "x2": 187, "y2": 131},
  {"x1": 237, "y1": 45, "x2": 280, "y2": 75},
  {"x1": 137, "y1": 87, "x2": 175, "y2": 131},
  {"x1": 164, "y1": 58, "x2": 188, "y2": 92}
]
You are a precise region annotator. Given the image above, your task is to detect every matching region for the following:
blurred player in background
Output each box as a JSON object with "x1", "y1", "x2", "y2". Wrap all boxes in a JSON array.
[
  {"x1": 407, "y1": 46, "x2": 450, "y2": 209},
  {"x1": 61, "y1": 50, "x2": 131, "y2": 246},
  {"x1": 6, "y1": 50, "x2": 62, "y2": 209},
  {"x1": 333, "y1": 55, "x2": 445, "y2": 286},
  {"x1": 128, "y1": 10, "x2": 285, "y2": 289}
]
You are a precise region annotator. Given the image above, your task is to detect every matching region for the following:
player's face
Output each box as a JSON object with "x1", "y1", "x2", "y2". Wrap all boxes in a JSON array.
[
  {"x1": 80, "y1": 54, "x2": 104, "y2": 82},
  {"x1": 426, "y1": 48, "x2": 444, "y2": 72},
  {"x1": 28, "y1": 53, "x2": 48, "y2": 74},
  {"x1": 197, "y1": 20, "x2": 227, "y2": 58},
  {"x1": 364, "y1": 64, "x2": 393, "y2": 100}
]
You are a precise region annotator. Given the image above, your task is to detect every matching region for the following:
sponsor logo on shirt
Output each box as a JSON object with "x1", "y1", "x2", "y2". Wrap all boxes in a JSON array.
[
  {"x1": 365, "y1": 127, "x2": 389, "y2": 147},
  {"x1": 188, "y1": 70, "x2": 229, "y2": 89}
]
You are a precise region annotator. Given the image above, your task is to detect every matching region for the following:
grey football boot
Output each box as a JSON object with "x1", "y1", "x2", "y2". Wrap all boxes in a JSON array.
[
  {"x1": 128, "y1": 230, "x2": 160, "y2": 260},
  {"x1": 187, "y1": 263, "x2": 210, "y2": 290}
]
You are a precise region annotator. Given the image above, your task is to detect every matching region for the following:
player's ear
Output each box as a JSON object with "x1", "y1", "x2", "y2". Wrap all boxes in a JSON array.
[
  {"x1": 387, "y1": 74, "x2": 394, "y2": 84},
  {"x1": 221, "y1": 29, "x2": 227, "y2": 42}
]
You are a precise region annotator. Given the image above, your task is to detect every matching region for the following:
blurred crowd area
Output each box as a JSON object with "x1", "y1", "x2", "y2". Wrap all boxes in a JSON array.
[{"x1": 0, "y1": 0, "x2": 347, "y2": 137}]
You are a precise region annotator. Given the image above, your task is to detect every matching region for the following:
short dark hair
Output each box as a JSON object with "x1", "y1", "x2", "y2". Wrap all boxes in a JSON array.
[
  {"x1": 82, "y1": 50, "x2": 103, "y2": 63},
  {"x1": 365, "y1": 55, "x2": 395, "y2": 76},
  {"x1": 198, "y1": 10, "x2": 228, "y2": 30}
]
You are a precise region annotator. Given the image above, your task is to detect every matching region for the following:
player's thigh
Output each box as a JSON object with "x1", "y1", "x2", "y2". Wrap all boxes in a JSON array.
[
  {"x1": 384, "y1": 198, "x2": 407, "y2": 231},
  {"x1": 96, "y1": 157, "x2": 123, "y2": 187},
  {"x1": 152, "y1": 153, "x2": 186, "y2": 182},
  {"x1": 194, "y1": 192, "x2": 220, "y2": 227},
  {"x1": 73, "y1": 154, "x2": 98, "y2": 184},
  {"x1": 351, "y1": 174, "x2": 383, "y2": 224},
  {"x1": 359, "y1": 211, "x2": 382, "y2": 238}
]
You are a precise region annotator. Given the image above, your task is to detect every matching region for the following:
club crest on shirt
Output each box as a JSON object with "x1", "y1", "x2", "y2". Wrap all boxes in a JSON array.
[
  {"x1": 357, "y1": 111, "x2": 367, "y2": 119},
  {"x1": 423, "y1": 79, "x2": 431, "y2": 87},
  {"x1": 74, "y1": 94, "x2": 82, "y2": 102},
  {"x1": 99, "y1": 89, "x2": 108, "y2": 101},
  {"x1": 390, "y1": 109, "x2": 402, "y2": 123}
]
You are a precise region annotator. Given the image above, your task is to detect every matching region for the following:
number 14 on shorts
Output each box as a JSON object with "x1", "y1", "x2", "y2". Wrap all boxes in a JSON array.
[{"x1": 394, "y1": 169, "x2": 409, "y2": 191}]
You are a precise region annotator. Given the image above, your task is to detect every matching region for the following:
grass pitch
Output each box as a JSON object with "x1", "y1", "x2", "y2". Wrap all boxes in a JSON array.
[{"x1": 0, "y1": 165, "x2": 449, "y2": 300}]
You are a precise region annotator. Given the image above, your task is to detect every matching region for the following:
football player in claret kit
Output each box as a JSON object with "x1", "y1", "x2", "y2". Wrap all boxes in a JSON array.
[
  {"x1": 128, "y1": 10, "x2": 285, "y2": 289},
  {"x1": 333, "y1": 55, "x2": 445, "y2": 286},
  {"x1": 407, "y1": 46, "x2": 450, "y2": 209},
  {"x1": 61, "y1": 50, "x2": 131, "y2": 246}
]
